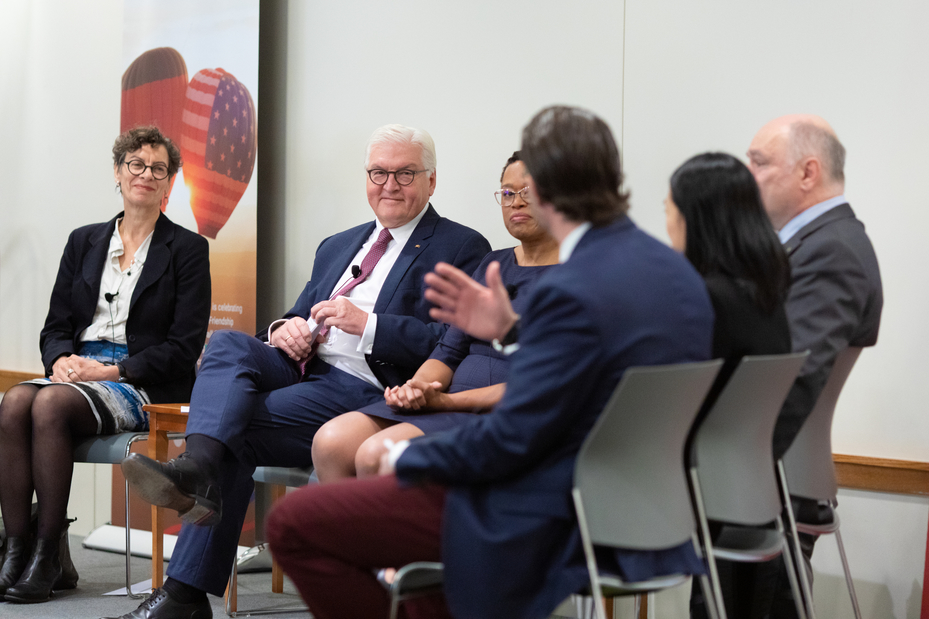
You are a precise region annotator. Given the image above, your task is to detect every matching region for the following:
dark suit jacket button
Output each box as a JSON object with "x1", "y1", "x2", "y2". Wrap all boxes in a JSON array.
[{"x1": 128, "y1": 335, "x2": 136, "y2": 343}]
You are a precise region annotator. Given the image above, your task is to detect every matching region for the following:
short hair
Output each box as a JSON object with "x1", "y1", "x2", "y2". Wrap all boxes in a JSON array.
[
  {"x1": 788, "y1": 121, "x2": 846, "y2": 184},
  {"x1": 520, "y1": 106, "x2": 629, "y2": 226},
  {"x1": 365, "y1": 124, "x2": 436, "y2": 171},
  {"x1": 500, "y1": 151, "x2": 521, "y2": 183},
  {"x1": 670, "y1": 152, "x2": 790, "y2": 312},
  {"x1": 112, "y1": 125, "x2": 182, "y2": 178}
]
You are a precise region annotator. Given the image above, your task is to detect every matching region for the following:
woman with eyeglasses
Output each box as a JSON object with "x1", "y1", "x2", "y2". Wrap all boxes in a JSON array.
[
  {"x1": 0, "y1": 126, "x2": 211, "y2": 604},
  {"x1": 665, "y1": 152, "x2": 792, "y2": 619},
  {"x1": 311, "y1": 151, "x2": 559, "y2": 483}
]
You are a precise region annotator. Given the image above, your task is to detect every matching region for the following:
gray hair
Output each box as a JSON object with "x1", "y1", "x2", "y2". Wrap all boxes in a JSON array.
[
  {"x1": 364, "y1": 124, "x2": 436, "y2": 171},
  {"x1": 788, "y1": 121, "x2": 846, "y2": 183}
]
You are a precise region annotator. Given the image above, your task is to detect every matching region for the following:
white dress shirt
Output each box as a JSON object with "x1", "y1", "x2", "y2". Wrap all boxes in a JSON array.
[{"x1": 270, "y1": 204, "x2": 429, "y2": 390}]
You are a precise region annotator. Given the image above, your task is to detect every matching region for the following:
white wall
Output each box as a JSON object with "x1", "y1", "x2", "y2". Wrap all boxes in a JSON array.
[
  {"x1": 280, "y1": 0, "x2": 625, "y2": 292},
  {"x1": 2, "y1": 1, "x2": 927, "y2": 616},
  {"x1": 621, "y1": 0, "x2": 929, "y2": 463}
]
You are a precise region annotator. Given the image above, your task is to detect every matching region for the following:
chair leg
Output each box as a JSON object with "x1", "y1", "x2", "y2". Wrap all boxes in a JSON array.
[
  {"x1": 123, "y1": 434, "x2": 149, "y2": 598},
  {"x1": 224, "y1": 558, "x2": 238, "y2": 617},
  {"x1": 698, "y1": 575, "x2": 721, "y2": 619},
  {"x1": 269, "y1": 484, "x2": 286, "y2": 593},
  {"x1": 775, "y1": 517, "x2": 810, "y2": 619},
  {"x1": 833, "y1": 528, "x2": 862, "y2": 619},
  {"x1": 777, "y1": 461, "x2": 816, "y2": 619},
  {"x1": 689, "y1": 470, "x2": 726, "y2": 619}
]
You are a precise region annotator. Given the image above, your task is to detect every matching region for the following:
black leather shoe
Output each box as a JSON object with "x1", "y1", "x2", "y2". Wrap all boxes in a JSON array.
[
  {"x1": 0, "y1": 537, "x2": 30, "y2": 600},
  {"x1": 101, "y1": 587, "x2": 213, "y2": 619},
  {"x1": 122, "y1": 452, "x2": 222, "y2": 526},
  {"x1": 4, "y1": 537, "x2": 61, "y2": 603}
]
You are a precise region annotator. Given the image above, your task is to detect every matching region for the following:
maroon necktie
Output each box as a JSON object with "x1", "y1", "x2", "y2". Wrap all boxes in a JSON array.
[
  {"x1": 329, "y1": 227, "x2": 393, "y2": 300},
  {"x1": 299, "y1": 228, "x2": 393, "y2": 375}
]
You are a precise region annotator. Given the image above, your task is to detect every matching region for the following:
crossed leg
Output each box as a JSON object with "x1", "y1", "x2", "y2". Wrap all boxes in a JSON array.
[{"x1": 266, "y1": 474, "x2": 451, "y2": 619}]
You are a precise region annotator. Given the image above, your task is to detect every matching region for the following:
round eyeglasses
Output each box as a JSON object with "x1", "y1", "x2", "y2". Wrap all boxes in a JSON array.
[
  {"x1": 494, "y1": 187, "x2": 531, "y2": 206},
  {"x1": 367, "y1": 169, "x2": 429, "y2": 186},
  {"x1": 125, "y1": 159, "x2": 170, "y2": 180}
]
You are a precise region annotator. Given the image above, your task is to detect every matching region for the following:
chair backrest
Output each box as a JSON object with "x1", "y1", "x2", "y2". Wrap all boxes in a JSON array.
[
  {"x1": 574, "y1": 360, "x2": 723, "y2": 550},
  {"x1": 782, "y1": 346, "x2": 862, "y2": 502},
  {"x1": 691, "y1": 353, "x2": 808, "y2": 526}
]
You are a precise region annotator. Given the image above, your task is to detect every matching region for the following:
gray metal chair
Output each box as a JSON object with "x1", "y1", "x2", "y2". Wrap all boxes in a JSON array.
[
  {"x1": 687, "y1": 353, "x2": 811, "y2": 619},
  {"x1": 386, "y1": 561, "x2": 445, "y2": 619},
  {"x1": 778, "y1": 346, "x2": 863, "y2": 619},
  {"x1": 225, "y1": 465, "x2": 314, "y2": 617},
  {"x1": 73, "y1": 430, "x2": 184, "y2": 598},
  {"x1": 573, "y1": 360, "x2": 724, "y2": 619}
]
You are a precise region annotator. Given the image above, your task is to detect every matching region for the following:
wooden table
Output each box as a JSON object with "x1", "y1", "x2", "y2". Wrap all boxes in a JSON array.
[{"x1": 140, "y1": 403, "x2": 189, "y2": 588}]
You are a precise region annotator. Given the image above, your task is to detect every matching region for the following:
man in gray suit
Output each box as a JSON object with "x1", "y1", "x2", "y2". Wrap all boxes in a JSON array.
[
  {"x1": 748, "y1": 114, "x2": 883, "y2": 459},
  {"x1": 747, "y1": 114, "x2": 883, "y2": 617}
]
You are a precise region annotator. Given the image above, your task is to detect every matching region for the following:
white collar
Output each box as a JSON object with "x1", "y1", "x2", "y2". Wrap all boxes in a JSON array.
[{"x1": 559, "y1": 222, "x2": 593, "y2": 263}]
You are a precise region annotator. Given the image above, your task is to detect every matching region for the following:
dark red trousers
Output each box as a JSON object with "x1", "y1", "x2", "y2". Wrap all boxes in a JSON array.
[{"x1": 266, "y1": 474, "x2": 453, "y2": 619}]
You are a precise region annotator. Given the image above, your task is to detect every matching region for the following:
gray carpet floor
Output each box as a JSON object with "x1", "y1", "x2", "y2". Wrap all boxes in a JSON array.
[{"x1": 0, "y1": 535, "x2": 311, "y2": 619}]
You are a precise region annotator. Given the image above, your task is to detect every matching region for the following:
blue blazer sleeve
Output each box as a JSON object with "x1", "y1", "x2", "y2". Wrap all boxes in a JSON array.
[{"x1": 396, "y1": 281, "x2": 605, "y2": 485}]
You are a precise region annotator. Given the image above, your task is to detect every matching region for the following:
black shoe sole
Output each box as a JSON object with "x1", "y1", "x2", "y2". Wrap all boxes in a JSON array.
[
  {"x1": 122, "y1": 455, "x2": 221, "y2": 526},
  {"x1": 3, "y1": 588, "x2": 54, "y2": 603}
]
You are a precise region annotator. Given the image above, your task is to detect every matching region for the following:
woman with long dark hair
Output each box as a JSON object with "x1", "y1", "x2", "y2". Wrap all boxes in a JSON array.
[
  {"x1": 666, "y1": 152, "x2": 791, "y2": 619},
  {"x1": 667, "y1": 151, "x2": 791, "y2": 408}
]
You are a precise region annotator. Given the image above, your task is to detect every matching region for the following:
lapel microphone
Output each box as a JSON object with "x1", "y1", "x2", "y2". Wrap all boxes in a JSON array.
[
  {"x1": 351, "y1": 265, "x2": 361, "y2": 278},
  {"x1": 105, "y1": 292, "x2": 119, "y2": 303}
]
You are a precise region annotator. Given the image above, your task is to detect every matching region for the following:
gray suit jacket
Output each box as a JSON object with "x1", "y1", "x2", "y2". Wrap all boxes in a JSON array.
[{"x1": 773, "y1": 203, "x2": 883, "y2": 458}]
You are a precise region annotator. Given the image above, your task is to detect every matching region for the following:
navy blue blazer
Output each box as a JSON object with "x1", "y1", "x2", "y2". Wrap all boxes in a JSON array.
[
  {"x1": 396, "y1": 217, "x2": 715, "y2": 619},
  {"x1": 774, "y1": 203, "x2": 883, "y2": 458},
  {"x1": 274, "y1": 204, "x2": 490, "y2": 388},
  {"x1": 39, "y1": 212, "x2": 211, "y2": 404}
]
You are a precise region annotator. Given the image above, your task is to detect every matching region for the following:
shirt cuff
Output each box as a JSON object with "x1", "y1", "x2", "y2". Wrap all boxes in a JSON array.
[
  {"x1": 386, "y1": 439, "x2": 411, "y2": 470},
  {"x1": 266, "y1": 319, "x2": 288, "y2": 346},
  {"x1": 358, "y1": 313, "x2": 377, "y2": 354}
]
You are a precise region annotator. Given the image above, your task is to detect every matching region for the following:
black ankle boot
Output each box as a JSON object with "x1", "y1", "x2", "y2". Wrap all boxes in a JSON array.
[
  {"x1": 4, "y1": 538, "x2": 62, "y2": 603},
  {"x1": 0, "y1": 537, "x2": 31, "y2": 600},
  {"x1": 56, "y1": 518, "x2": 79, "y2": 590}
]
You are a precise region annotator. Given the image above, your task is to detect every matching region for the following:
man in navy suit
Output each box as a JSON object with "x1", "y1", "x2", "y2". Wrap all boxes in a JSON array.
[
  {"x1": 263, "y1": 106, "x2": 715, "y2": 619},
  {"x1": 745, "y1": 115, "x2": 882, "y2": 618},
  {"x1": 114, "y1": 124, "x2": 490, "y2": 619}
]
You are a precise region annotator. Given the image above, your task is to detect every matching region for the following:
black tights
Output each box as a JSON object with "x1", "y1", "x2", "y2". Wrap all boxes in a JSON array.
[{"x1": 0, "y1": 384, "x2": 98, "y2": 540}]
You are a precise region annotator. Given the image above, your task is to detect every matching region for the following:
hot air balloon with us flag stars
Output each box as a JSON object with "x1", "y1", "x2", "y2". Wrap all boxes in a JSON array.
[{"x1": 180, "y1": 67, "x2": 256, "y2": 239}]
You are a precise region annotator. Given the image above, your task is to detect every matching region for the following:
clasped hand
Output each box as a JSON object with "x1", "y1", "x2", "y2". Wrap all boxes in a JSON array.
[
  {"x1": 50, "y1": 355, "x2": 119, "y2": 383},
  {"x1": 384, "y1": 379, "x2": 447, "y2": 411}
]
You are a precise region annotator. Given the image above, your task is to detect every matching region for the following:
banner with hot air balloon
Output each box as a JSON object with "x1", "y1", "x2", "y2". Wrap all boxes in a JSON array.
[
  {"x1": 121, "y1": 0, "x2": 258, "y2": 346},
  {"x1": 116, "y1": 0, "x2": 260, "y2": 547}
]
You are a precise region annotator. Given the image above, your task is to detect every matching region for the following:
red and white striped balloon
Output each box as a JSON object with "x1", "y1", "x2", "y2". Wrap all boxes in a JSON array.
[
  {"x1": 180, "y1": 68, "x2": 256, "y2": 238},
  {"x1": 121, "y1": 47, "x2": 188, "y2": 212}
]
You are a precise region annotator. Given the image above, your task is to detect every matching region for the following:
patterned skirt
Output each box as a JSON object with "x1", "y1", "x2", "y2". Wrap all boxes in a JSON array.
[{"x1": 23, "y1": 341, "x2": 150, "y2": 435}]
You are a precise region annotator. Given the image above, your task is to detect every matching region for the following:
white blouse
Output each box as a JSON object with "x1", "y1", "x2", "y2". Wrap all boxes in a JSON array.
[{"x1": 79, "y1": 220, "x2": 153, "y2": 344}]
